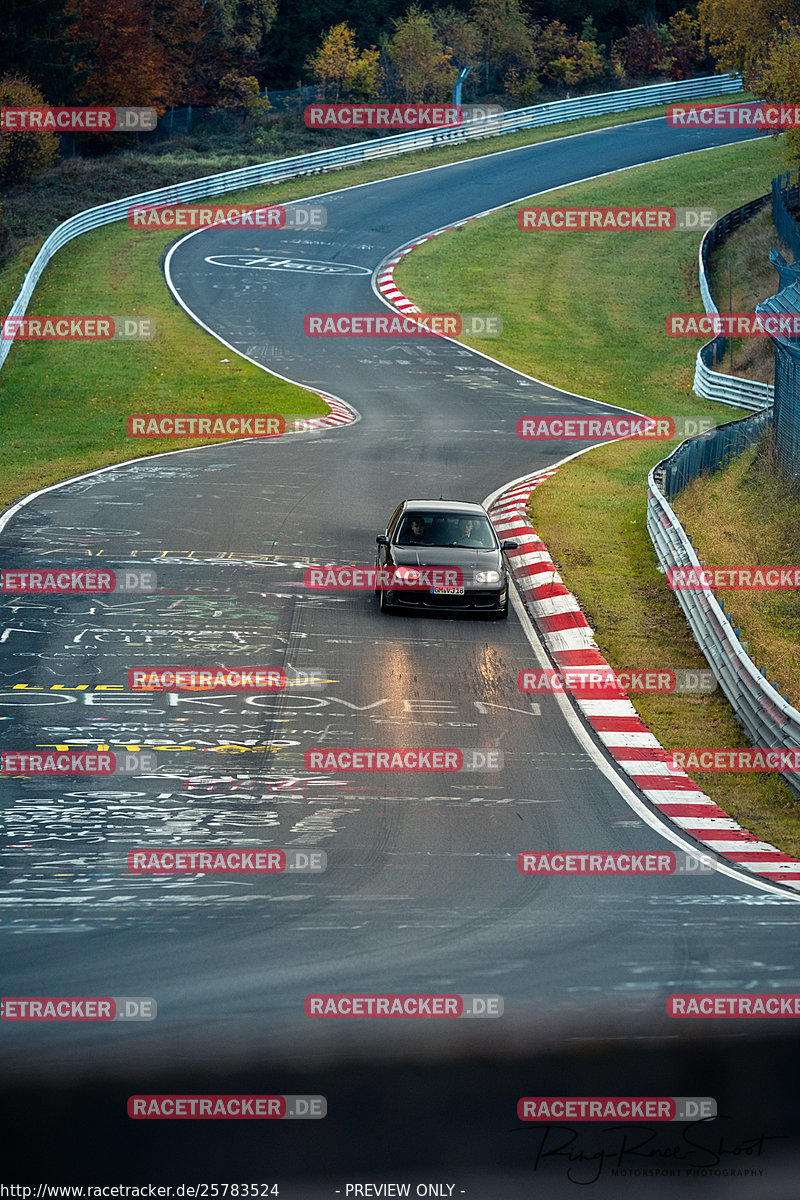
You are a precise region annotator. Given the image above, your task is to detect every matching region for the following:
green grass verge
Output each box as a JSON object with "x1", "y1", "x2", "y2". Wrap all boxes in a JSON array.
[
  {"x1": 0, "y1": 217, "x2": 324, "y2": 510},
  {"x1": 674, "y1": 433, "x2": 800, "y2": 704},
  {"x1": 396, "y1": 133, "x2": 800, "y2": 857}
]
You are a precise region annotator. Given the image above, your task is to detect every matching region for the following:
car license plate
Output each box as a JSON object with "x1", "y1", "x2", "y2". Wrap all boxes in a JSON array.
[{"x1": 432, "y1": 586, "x2": 465, "y2": 595}]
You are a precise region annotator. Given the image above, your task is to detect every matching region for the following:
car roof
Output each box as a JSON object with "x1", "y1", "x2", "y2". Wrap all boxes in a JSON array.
[{"x1": 402, "y1": 499, "x2": 487, "y2": 515}]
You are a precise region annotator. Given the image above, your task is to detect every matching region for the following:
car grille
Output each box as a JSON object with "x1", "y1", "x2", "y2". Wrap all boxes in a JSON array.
[{"x1": 394, "y1": 590, "x2": 500, "y2": 609}]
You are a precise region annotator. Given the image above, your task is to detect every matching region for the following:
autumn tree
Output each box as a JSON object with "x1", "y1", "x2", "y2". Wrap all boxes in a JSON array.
[
  {"x1": 663, "y1": 10, "x2": 708, "y2": 79},
  {"x1": 699, "y1": 0, "x2": 800, "y2": 159},
  {"x1": 385, "y1": 6, "x2": 455, "y2": 102},
  {"x1": 615, "y1": 22, "x2": 672, "y2": 78},
  {"x1": 548, "y1": 37, "x2": 606, "y2": 86},
  {"x1": 65, "y1": 0, "x2": 168, "y2": 110},
  {"x1": 307, "y1": 23, "x2": 381, "y2": 101},
  {"x1": 147, "y1": 0, "x2": 212, "y2": 106},
  {"x1": 0, "y1": 74, "x2": 59, "y2": 184},
  {"x1": 752, "y1": 18, "x2": 800, "y2": 160},
  {"x1": 533, "y1": 20, "x2": 604, "y2": 84},
  {"x1": 347, "y1": 47, "x2": 381, "y2": 100},
  {"x1": 698, "y1": 0, "x2": 799, "y2": 79}
]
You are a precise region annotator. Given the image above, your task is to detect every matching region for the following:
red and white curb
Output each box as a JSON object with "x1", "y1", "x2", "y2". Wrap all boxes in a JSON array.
[
  {"x1": 290, "y1": 394, "x2": 355, "y2": 432},
  {"x1": 489, "y1": 471, "x2": 800, "y2": 891},
  {"x1": 375, "y1": 219, "x2": 478, "y2": 313}
]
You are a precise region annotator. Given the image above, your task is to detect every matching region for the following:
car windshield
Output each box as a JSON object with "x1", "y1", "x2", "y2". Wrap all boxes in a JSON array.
[{"x1": 395, "y1": 512, "x2": 497, "y2": 548}]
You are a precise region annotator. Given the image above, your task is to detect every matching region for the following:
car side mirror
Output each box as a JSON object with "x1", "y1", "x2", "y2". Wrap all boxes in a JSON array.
[
  {"x1": 376, "y1": 535, "x2": 389, "y2": 545},
  {"x1": 502, "y1": 540, "x2": 519, "y2": 550}
]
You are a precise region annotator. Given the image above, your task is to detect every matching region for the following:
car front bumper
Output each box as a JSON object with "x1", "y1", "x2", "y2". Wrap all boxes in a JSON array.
[{"x1": 386, "y1": 586, "x2": 507, "y2": 612}]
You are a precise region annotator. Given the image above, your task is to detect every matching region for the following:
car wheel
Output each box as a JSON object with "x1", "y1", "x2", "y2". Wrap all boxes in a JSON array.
[
  {"x1": 379, "y1": 589, "x2": 393, "y2": 613},
  {"x1": 496, "y1": 595, "x2": 509, "y2": 620}
]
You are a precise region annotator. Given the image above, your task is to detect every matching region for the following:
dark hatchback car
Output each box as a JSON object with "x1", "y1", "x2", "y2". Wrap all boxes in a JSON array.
[{"x1": 375, "y1": 499, "x2": 518, "y2": 617}]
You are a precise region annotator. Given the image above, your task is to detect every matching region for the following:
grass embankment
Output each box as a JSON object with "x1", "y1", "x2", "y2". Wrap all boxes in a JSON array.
[
  {"x1": 0, "y1": 90, "x2": 750, "y2": 511},
  {"x1": 0, "y1": 213, "x2": 324, "y2": 509},
  {"x1": 396, "y1": 134, "x2": 800, "y2": 855},
  {"x1": 675, "y1": 436, "x2": 800, "y2": 704},
  {"x1": 707, "y1": 204, "x2": 795, "y2": 382}
]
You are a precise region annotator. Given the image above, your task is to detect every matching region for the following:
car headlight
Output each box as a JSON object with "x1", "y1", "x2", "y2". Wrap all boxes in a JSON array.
[
  {"x1": 393, "y1": 567, "x2": 419, "y2": 584},
  {"x1": 474, "y1": 570, "x2": 501, "y2": 584}
]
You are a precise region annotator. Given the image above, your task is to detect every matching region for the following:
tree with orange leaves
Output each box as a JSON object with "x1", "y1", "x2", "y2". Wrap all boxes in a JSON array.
[{"x1": 66, "y1": 0, "x2": 168, "y2": 111}]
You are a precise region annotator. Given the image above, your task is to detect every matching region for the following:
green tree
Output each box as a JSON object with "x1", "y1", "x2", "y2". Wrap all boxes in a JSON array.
[
  {"x1": 0, "y1": 74, "x2": 59, "y2": 185},
  {"x1": 386, "y1": 6, "x2": 456, "y2": 102},
  {"x1": 214, "y1": 0, "x2": 277, "y2": 64},
  {"x1": 504, "y1": 66, "x2": 541, "y2": 103},
  {"x1": 215, "y1": 72, "x2": 271, "y2": 121},
  {"x1": 470, "y1": 0, "x2": 537, "y2": 91},
  {"x1": 431, "y1": 6, "x2": 481, "y2": 70},
  {"x1": 0, "y1": 0, "x2": 90, "y2": 103}
]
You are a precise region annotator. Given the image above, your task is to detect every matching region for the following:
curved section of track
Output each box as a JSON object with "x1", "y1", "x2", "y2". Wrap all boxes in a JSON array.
[{"x1": 3, "y1": 117, "x2": 797, "y2": 1098}]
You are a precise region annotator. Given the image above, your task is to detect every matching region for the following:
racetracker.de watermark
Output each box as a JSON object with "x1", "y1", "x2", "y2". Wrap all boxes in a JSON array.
[
  {"x1": 303, "y1": 747, "x2": 503, "y2": 772},
  {"x1": 667, "y1": 566, "x2": 800, "y2": 590},
  {"x1": 127, "y1": 848, "x2": 325, "y2": 873},
  {"x1": 128, "y1": 1095, "x2": 326, "y2": 1119},
  {"x1": 304, "y1": 102, "x2": 503, "y2": 128},
  {"x1": 305, "y1": 993, "x2": 502, "y2": 1017},
  {"x1": 1, "y1": 750, "x2": 156, "y2": 776},
  {"x1": 667, "y1": 103, "x2": 800, "y2": 128},
  {"x1": 128, "y1": 203, "x2": 326, "y2": 229},
  {"x1": 669, "y1": 994, "x2": 800, "y2": 1017},
  {"x1": 127, "y1": 668, "x2": 286, "y2": 691},
  {"x1": 1, "y1": 997, "x2": 156, "y2": 1020},
  {"x1": 1, "y1": 316, "x2": 155, "y2": 340},
  {"x1": 306, "y1": 103, "x2": 461, "y2": 128},
  {"x1": 126, "y1": 415, "x2": 284, "y2": 438},
  {"x1": 517, "y1": 415, "x2": 673, "y2": 440},
  {"x1": 303, "y1": 313, "x2": 502, "y2": 336},
  {"x1": 518, "y1": 851, "x2": 714, "y2": 874},
  {"x1": 667, "y1": 313, "x2": 800, "y2": 337},
  {"x1": 304, "y1": 565, "x2": 464, "y2": 589},
  {"x1": 1, "y1": 568, "x2": 156, "y2": 593},
  {"x1": 517, "y1": 207, "x2": 716, "y2": 231},
  {"x1": 518, "y1": 668, "x2": 716, "y2": 694},
  {"x1": 0, "y1": 107, "x2": 156, "y2": 131},
  {"x1": 667, "y1": 748, "x2": 800, "y2": 772},
  {"x1": 518, "y1": 1097, "x2": 716, "y2": 1121}
]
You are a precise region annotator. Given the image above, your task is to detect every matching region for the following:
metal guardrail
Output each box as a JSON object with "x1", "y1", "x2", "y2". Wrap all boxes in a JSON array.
[
  {"x1": 654, "y1": 407, "x2": 772, "y2": 500},
  {"x1": 0, "y1": 72, "x2": 742, "y2": 372},
  {"x1": 694, "y1": 341, "x2": 773, "y2": 410},
  {"x1": 648, "y1": 412, "x2": 800, "y2": 800},
  {"x1": 693, "y1": 196, "x2": 774, "y2": 410}
]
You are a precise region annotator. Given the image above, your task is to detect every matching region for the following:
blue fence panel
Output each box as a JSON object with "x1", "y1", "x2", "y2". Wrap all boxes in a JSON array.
[
  {"x1": 773, "y1": 171, "x2": 800, "y2": 261},
  {"x1": 756, "y1": 246, "x2": 800, "y2": 477}
]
